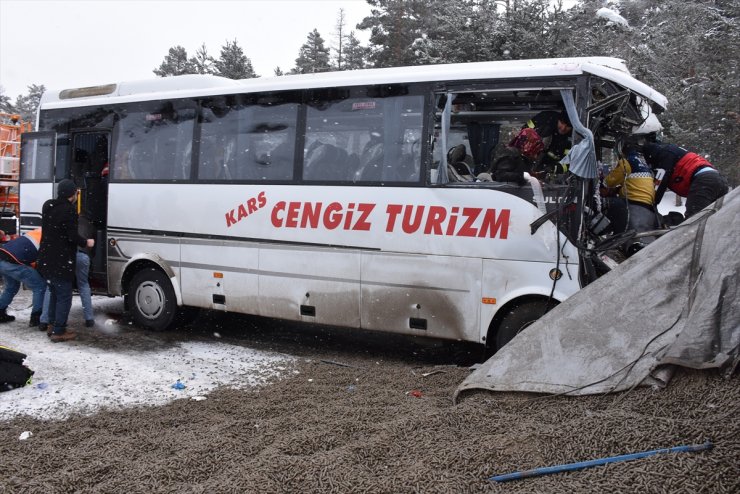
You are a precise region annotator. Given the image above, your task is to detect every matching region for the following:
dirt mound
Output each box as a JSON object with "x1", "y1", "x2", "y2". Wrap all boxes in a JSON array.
[{"x1": 2, "y1": 351, "x2": 738, "y2": 493}]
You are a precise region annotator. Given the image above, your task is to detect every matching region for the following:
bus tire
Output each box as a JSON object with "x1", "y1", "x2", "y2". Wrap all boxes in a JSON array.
[
  {"x1": 128, "y1": 268, "x2": 178, "y2": 331},
  {"x1": 495, "y1": 300, "x2": 554, "y2": 350}
]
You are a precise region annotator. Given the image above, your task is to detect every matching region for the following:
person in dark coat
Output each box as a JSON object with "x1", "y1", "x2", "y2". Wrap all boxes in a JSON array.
[
  {"x1": 36, "y1": 179, "x2": 94, "y2": 342},
  {"x1": 642, "y1": 142, "x2": 730, "y2": 219},
  {"x1": 526, "y1": 110, "x2": 573, "y2": 175}
]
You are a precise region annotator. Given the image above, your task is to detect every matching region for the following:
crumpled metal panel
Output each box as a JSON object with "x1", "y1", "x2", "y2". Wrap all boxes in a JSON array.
[{"x1": 455, "y1": 187, "x2": 739, "y2": 400}]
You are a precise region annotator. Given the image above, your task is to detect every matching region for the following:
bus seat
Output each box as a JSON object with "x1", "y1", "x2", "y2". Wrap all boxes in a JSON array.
[
  {"x1": 447, "y1": 163, "x2": 473, "y2": 182},
  {"x1": 356, "y1": 140, "x2": 384, "y2": 181},
  {"x1": 447, "y1": 144, "x2": 466, "y2": 165},
  {"x1": 447, "y1": 144, "x2": 475, "y2": 181},
  {"x1": 304, "y1": 142, "x2": 347, "y2": 181}
]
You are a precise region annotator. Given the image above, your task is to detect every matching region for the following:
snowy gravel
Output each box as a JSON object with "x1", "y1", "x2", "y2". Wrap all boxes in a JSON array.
[{"x1": 0, "y1": 291, "x2": 295, "y2": 421}]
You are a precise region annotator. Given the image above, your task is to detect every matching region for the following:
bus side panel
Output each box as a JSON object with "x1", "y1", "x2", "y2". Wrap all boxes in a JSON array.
[
  {"x1": 110, "y1": 236, "x2": 181, "y2": 291},
  {"x1": 480, "y1": 258, "x2": 582, "y2": 337},
  {"x1": 18, "y1": 183, "x2": 54, "y2": 231},
  {"x1": 360, "y1": 253, "x2": 482, "y2": 342},
  {"x1": 257, "y1": 245, "x2": 361, "y2": 327},
  {"x1": 180, "y1": 239, "x2": 259, "y2": 311}
]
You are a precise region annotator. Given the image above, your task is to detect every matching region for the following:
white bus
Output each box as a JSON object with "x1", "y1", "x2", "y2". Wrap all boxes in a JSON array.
[{"x1": 19, "y1": 57, "x2": 666, "y2": 351}]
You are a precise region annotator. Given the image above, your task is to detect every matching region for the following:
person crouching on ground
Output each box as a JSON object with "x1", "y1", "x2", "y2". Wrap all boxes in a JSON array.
[
  {"x1": 36, "y1": 179, "x2": 94, "y2": 343},
  {"x1": 0, "y1": 228, "x2": 46, "y2": 326}
]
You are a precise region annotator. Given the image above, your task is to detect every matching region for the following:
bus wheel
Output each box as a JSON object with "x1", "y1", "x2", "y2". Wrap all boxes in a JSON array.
[
  {"x1": 495, "y1": 300, "x2": 554, "y2": 350},
  {"x1": 128, "y1": 268, "x2": 177, "y2": 331}
]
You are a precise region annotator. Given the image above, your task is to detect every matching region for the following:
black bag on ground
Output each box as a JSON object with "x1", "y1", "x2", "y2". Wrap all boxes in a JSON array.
[{"x1": 0, "y1": 345, "x2": 34, "y2": 391}]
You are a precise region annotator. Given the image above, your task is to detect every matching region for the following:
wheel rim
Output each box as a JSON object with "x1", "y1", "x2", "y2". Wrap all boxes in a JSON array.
[{"x1": 135, "y1": 280, "x2": 165, "y2": 320}]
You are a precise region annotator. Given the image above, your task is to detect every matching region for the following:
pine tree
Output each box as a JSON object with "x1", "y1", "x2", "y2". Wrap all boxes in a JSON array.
[
  {"x1": 332, "y1": 8, "x2": 349, "y2": 70},
  {"x1": 190, "y1": 43, "x2": 216, "y2": 75},
  {"x1": 214, "y1": 39, "x2": 258, "y2": 79},
  {"x1": 357, "y1": 0, "x2": 440, "y2": 68},
  {"x1": 0, "y1": 86, "x2": 14, "y2": 113},
  {"x1": 274, "y1": 67, "x2": 285, "y2": 76},
  {"x1": 292, "y1": 29, "x2": 331, "y2": 74},
  {"x1": 343, "y1": 32, "x2": 370, "y2": 70},
  {"x1": 13, "y1": 84, "x2": 45, "y2": 123},
  {"x1": 556, "y1": 0, "x2": 738, "y2": 185},
  {"x1": 153, "y1": 46, "x2": 196, "y2": 76}
]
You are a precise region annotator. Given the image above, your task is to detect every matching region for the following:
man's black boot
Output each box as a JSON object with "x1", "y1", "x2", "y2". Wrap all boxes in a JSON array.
[
  {"x1": 29, "y1": 312, "x2": 42, "y2": 327},
  {"x1": 0, "y1": 310, "x2": 16, "y2": 323}
]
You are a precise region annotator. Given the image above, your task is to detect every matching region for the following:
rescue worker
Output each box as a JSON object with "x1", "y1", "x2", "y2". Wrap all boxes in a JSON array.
[
  {"x1": 602, "y1": 144, "x2": 660, "y2": 251},
  {"x1": 535, "y1": 110, "x2": 573, "y2": 175},
  {"x1": 509, "y1": 110, "x2": 572, "y2": 176},
  {"x1": 0, "y1": 228, "x2": 46, "y2": 326},
  {"x1": 642, "y1": 142, "x2": 730, "y2": 219}
]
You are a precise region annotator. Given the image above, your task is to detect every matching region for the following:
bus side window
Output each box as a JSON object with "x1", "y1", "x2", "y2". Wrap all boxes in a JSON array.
[
  {"x1": 222, "y1": 102, "x2": 297, "y2": 182},
  {"x1": 128, "y1": 142, "x2": 147, "y2": 180},
  {"x1": 179, "y1": 142, "x2": 192, "y2": 180},
  {"x1": 113, "y1": 102, "x2": 194, "y2": 181},
  {"x1": 248, "y1": 128, "x2": 295, "y2": 181},
  {"x1": 198, "y1": 138, "x2": 223, "y2": 180},
  {"x1": 252, "y1": 134, "x2": 294, "y2": 180},
  {"x1": 304, "y1": 90, "x2": 423, "y2": 183}
]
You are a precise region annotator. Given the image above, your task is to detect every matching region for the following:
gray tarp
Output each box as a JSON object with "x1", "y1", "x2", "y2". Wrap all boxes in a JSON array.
[{"x1": 455, "y1": 187, "x2": 739, "y2": 400}]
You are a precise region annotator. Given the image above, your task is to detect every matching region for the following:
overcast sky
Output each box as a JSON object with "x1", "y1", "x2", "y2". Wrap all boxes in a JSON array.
[{"x1": 0, "y1": 0, "x2": 372, "y2": 98}]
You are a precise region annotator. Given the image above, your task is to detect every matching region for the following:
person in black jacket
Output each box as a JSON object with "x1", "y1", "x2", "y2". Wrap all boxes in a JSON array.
[
  {"x1": 36, "y1": 179, "x2": 94, "y2": 342},
  {"x1": 642, "y1": 142, "x2": 729, "y2": 219}
]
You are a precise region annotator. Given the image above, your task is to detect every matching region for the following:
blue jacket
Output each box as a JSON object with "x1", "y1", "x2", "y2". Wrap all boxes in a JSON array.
[{"x1": 0, "y1": 229, "x2": 42, "y2": 266}]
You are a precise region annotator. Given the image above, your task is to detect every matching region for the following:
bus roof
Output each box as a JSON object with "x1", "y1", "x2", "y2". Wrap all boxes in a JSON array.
[{"x1": 40, "y1": 57, "x2": 667, "y2": 110}]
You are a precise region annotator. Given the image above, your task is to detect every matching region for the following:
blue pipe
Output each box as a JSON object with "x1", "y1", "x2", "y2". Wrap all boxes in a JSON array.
[{"x1": 490, "y1": 440, "x2": 713, "y2": 483}]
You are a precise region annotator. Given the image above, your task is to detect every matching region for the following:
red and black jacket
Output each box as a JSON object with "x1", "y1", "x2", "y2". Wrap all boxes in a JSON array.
[{"x1": 642, "y1": 143, "x2": 714, "y2": 203}]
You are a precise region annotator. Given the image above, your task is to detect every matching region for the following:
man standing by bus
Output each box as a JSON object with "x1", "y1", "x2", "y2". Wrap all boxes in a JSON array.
[{"x1": 36, "y1": 179, "x2": 94, "y2": 342}]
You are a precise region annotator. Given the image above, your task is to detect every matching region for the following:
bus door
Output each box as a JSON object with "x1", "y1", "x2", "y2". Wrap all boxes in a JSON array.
[
  {"x1": 19, "y1": 131, "x2": 57, "y2": 232},
  {"x1": 70, "y1": 131, "x2": 110, "y2": 291}
]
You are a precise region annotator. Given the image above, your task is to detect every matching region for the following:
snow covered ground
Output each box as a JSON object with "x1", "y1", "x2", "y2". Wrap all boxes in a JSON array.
[
  {"x1": 657, "y1": 190, "x2": 686, "y2": 216},
  {"x1": 0, "y1": 291, "x2": 296, "y2": 421}
]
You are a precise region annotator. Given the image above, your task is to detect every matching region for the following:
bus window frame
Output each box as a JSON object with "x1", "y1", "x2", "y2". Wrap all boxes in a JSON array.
[
  {"x1": 195, "y1": 91, "x2": 303, "y2": 184},
  {"x1": 300, "y1": 83, "x2": 428, "y2": 187},
  {"x1": 19, "y1": 131, "x2": 57, "y2": 183},
  {"x1": 427, "y1": 79, "x2": 581, "y2": 186},
  {"x1": 109, "y1": 98, "x2": 199, "y2": 184}
]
